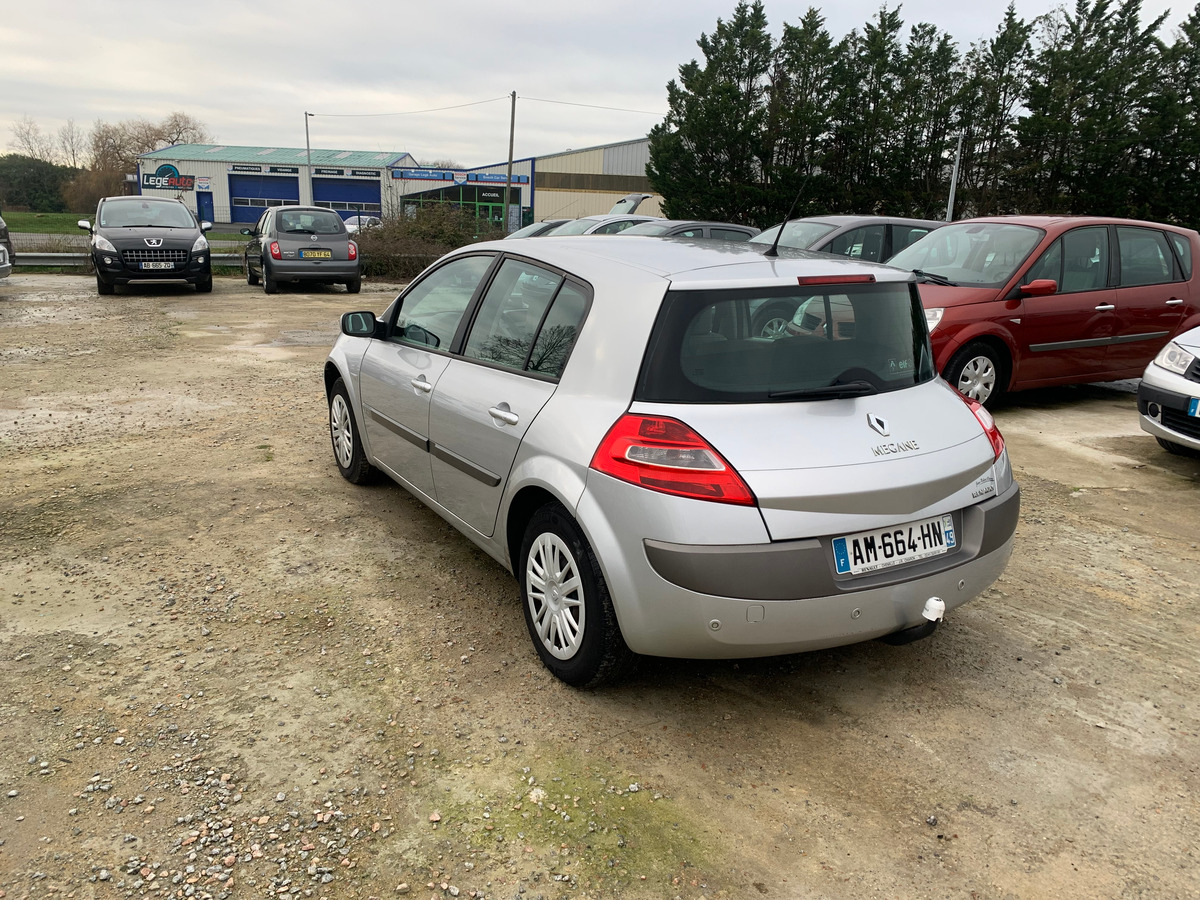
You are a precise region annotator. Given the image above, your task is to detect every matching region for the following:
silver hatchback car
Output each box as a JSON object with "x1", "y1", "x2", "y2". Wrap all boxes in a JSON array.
[{"x1": 324, "y1": 239, "x2": 1020, "y2": 686}]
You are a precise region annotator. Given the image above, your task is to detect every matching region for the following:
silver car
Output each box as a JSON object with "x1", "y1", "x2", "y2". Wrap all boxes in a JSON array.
[
  {"x1": 1137, "y1": 325, "x2": 1200, "y2": 456},
  {"x1": 324, "y1": 238, "x2": 1019, "y2": 686}
]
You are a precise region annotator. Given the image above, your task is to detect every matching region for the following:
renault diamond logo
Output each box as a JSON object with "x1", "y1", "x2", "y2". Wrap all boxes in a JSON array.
[
  {"x1": 144, "y1": 238, "x2": 163, "y2": 247},
  {"x1": 867, "y1": 413, "x2": 889, "y2": 436}
]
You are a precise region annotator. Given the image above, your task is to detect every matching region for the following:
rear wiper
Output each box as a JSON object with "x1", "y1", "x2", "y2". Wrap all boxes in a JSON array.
[
  {"x1": 912, "y1": 269, "x2": 957, "y2": 287},
  {"x1": 768, "y1": 380, "x2": 877, "y2": 400}
]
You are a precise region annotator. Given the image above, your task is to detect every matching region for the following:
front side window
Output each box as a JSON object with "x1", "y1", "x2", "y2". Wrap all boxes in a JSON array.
[
  {"x1": 638, "y1": 282, "x2": 933, "y2": 402},
  {"x1": 1117, "y1": 226, "x2": 1175, "y2": 286},
  {"x1": 889, "y1": 222, "x2": 1043, "y2": 287},
  {"x1": 1060, "y1": 226, "x2": 1110, "y2": 293},
  {"x1": 392, "y1": 255, "x2": 494, "y2": 350}
]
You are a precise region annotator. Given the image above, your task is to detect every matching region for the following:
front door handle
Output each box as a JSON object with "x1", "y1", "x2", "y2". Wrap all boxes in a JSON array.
[
  {"x1": 1166, "y1": 298, "x2": 1184, "y2": 306},
  {"x1": 1094, "y1": 303, "x2": 1115, "y2": 311},
  {"x1": 488, "y1": 405, "x2": 519, "y2": 426},
  {"x1": 411, "y1": 376, "x2": 432, "y2": 394}
]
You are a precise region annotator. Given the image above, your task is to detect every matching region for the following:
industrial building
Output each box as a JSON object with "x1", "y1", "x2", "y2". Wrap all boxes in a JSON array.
[{"x1": 137, "y1": 137, "x2": 662, "y2": 230}]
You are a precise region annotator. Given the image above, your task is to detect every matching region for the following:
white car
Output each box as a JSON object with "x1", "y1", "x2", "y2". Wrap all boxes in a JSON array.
[
  {"x1": 1138, "y1": 325, "x2": 1200, "y2": 456},
  {"x1": 344, "y1": 215, "x2": 381, "y2": 234}
]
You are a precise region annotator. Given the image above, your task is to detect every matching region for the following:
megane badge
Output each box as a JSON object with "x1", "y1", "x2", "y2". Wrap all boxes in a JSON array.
[
  {"x1": 867, "y1": 413, "x2": 889, "y2": 436},
  {"x1": 144, "y1": 238, "x2": 163, "y2": 247}
]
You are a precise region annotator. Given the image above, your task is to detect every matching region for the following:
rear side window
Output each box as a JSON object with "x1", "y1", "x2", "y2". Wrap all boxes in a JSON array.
[
  {"x1": 892, "y1": 225, "x2": 931, "y2": 254},
  {"x1": 711, "y1": 228, "x2": 753, "y2": 242},
  {"x1": 1117, "y1": 226, "x2": 1176, "y2": 286},
  {"x1": 824, "y1": 225, "x2": 886, "y2": 262},
  {"x1": 638, "y1": 282, "x2": 933, "y2": 402},
  {"x1": 1168, "y1": 232, "x2": 1193, "y2": 279}
]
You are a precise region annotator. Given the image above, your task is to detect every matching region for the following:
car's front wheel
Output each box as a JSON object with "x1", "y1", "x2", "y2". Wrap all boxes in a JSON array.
[
  {"x1": 519, "y1": 503, "x2": 635, "y2": 688},
  {"x1": 946, "y1": 341, "x2": 1006, "y2": 406},
  {"x1": 328, "y1": 378, "x2": 373, "y2": 484},
  {"x1": 1157, "y1": 436, "x2": 1200, "y2": 457}
]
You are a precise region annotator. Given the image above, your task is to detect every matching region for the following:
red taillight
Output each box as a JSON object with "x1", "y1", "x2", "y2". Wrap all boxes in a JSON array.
[
  {"x1": 269, "y1": 241, "x2": 281, "y2": 260},
  {"x1": 960, "y1": 395, "x2": 1005, "y2": 459},
  {"x1": 589, "y1": 414, "x2": 756, "y2": 506},
  {"x1": 348, "y1": 240, "x2": 358, "y2": 261},
  {"x1": 795, "y1": 274, "x2": 876, "y2": 286}
]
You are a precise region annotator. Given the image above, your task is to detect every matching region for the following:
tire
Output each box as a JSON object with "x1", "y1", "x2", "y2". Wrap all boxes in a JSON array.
[
  {"x1": 246, "y1": 258, "x2": 260, "y2": 285},
  {"x1": 519, "y1": 503, "x2": 635, "y2": 688},
  {"x1": 945, "y1": 341, "x2": 1006, "y2": 406},
  {"x1": 346, "y1": 275, "x2": 362, "y2": 294},
  {"x1": 196, "y1": 275, "x2": 213, "y2": 293},
  {"x1": 263, "y1": 259, "x2": 278, "y2": 295},
  {"x1": 96, "y1": 274, "x2": 114, "y2": 295},
  {"x1": 751, "y1": 301, "x2": 797, "y2": 339},
  {"x1": 328, "y1": 378, "x2": 374, "y2": 484},
  {"x1": 1157, "y1": 436, "x2": 1200, "y2": 458}
]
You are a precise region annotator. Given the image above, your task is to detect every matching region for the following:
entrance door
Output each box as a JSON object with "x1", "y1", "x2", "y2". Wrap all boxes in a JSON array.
[{"x1": 196, "y1": 192, "x2": 214, "y2": 224}]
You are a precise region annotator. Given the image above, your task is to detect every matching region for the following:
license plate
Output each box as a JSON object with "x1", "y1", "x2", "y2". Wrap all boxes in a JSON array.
[
  {"x1": 141, "y1": 261, "x2": 174, "y2": 270},
  {"x1": 300, "y1": 249, "x2": 332, "y2": 259},
  {"x1": 1189, "y1": 398, "x2": 1199, "y2": 417},
  {"x1": 833, "y1": 514, "x2": 956, "y2": 575}
]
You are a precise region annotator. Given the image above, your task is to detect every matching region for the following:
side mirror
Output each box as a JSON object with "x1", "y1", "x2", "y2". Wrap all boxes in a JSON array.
[
  {"x1": 77, "y1": 219, "x2": 92, "y2": 232},
  {"x1": 240, "y1": 228, "x2": 253, "y2": 236},
  {"x1": 200, "y1": 221, "x2": 213, "y2": 232},
  {"x1": 341, "y1": 311, "x2": 381, "y2": 338},
  {"x1": 1020, "y1": 278, "x2": 1058, "y2": 297}
]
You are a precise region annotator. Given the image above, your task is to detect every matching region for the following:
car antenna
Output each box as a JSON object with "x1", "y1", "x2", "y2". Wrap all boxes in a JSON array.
[{"x1": 762, "y1": 177, "x2": 809, "y2": 259}]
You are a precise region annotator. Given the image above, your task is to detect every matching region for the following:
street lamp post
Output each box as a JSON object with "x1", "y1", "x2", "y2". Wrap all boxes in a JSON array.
[
  {"x1": 304, "y1": 112, "x2": 314, "y2": 206},
  {"x1": 503, "y1": 91, "x2": 516, "y2": 234},
  {"x1": 946, "y1": 133, "x2": 964, "y2": 223}
]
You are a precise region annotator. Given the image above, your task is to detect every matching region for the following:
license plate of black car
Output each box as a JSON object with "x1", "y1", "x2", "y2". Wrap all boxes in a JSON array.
[{"x1": 141, "y1": 261, "x2": 174, "y2": 270}]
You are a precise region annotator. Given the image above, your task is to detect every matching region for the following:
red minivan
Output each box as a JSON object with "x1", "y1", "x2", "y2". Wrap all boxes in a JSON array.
[{"x1": 888, "y1": 216, "x2": 1200, "y2": 405}]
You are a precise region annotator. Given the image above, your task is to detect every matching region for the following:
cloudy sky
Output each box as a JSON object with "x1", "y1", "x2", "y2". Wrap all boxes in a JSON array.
[{"x1": 1, "y1": 0, "x2": 1188, "y2": 168}]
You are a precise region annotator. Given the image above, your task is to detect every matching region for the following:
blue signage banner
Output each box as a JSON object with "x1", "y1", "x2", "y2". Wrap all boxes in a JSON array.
[{"x1": 394, "y1": 169, "x2": 453, "y2": 180}]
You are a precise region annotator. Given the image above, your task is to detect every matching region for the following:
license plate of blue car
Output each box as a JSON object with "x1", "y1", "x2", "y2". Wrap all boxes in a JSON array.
[{"x1": 833, "y1": 514, "x2": 956, "y2": 575}]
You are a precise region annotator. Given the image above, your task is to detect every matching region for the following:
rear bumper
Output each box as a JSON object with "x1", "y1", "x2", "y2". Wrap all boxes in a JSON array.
[
  {"x1": 270, "y1": 259, "x2": 359, "y2": 283},
  {"x1": 577, "y1": 477, "x2": 1019, "y2": 659}
]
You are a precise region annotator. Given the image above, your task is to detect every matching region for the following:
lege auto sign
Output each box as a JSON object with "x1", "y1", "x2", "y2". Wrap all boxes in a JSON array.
[{"x1": 142, "y1": 164, "x2": 196, "y2": 191}]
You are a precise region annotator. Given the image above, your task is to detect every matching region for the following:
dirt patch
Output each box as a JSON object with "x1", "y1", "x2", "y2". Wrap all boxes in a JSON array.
[{"x1": 2, "y1": 274, "x2": 1198, "y2": 899}]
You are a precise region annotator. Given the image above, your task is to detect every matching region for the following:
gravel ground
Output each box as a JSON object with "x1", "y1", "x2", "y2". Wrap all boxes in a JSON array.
[{"x1": 1, "y1": 274, "x2": 1198, "y2": 900}]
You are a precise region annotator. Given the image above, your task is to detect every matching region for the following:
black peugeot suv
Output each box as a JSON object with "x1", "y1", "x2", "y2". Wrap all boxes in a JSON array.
[{"x1": 79, "y1": 196, "x2": 213, "y2": 295}]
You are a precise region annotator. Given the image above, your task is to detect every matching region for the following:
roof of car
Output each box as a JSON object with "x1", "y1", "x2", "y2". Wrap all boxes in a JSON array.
[
  {"x1": 950, "y1": 215, "x2": 1200, "y2": 235},
  {"x1": 467, "y1": 234, "x2": 913, "y2": 288}
]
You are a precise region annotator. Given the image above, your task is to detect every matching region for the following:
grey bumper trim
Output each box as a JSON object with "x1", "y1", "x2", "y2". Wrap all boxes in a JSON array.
[{"x1": 644, "y1": 482, "x2": 1020, "y2": 601}]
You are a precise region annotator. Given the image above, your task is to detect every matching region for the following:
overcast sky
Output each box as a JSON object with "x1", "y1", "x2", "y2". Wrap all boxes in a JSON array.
[{"x1": 1, "y1": 0, "x2": 1188, "y2": 168}]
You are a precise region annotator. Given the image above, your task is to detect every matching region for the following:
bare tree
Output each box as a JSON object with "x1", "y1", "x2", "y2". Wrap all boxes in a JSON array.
[
  {"x1": 158, "y1": 111, "x2": 212, "y2": 146},
  {"x1": 57, "y1": 119, "x2": 86, "y2": 169},
  {"x1": 422, "y1": 158, "x2": 464, "y2": 169},
  {"x1": 10, "y1": 115, "x2": 58, "y2": 162}
]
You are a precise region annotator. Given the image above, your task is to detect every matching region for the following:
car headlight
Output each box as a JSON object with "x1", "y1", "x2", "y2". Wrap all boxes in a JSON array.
[
  {"x1": 1153, "y1": 341, "x2": 1195, "y2": 375},
  {"x1": 191, "y1": 235, "x2": 209, "y2": 252},
  {"x1": 93, "y1": 235, "x2": 117, "y2": 253},
  {"x1": 924, "y1": 307, "x2": 944, "y2": 332}
]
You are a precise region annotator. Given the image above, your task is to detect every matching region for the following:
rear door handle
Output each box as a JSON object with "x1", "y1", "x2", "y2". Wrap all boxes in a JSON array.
[
  {"x1": 1166, "y1": 298, "x2": 1184, "y2": 306},
  {"x1": 488, "y1": 405, "x2": 519, "y2": 426},
  {"x1": 1094, "y1": 304, "x2": 1115, "y2": 311},
  {"x1": 411, "y1": 376, "x2": 432, "y2": 394}
]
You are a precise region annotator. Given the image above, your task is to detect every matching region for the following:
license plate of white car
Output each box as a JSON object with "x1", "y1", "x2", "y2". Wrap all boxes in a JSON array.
[
  {"x1": 833, "y1": 514, "x2": 956, "y2": 575},
  {"x1": 141, "y1": 261, "x2": 174, "y2": 270}
]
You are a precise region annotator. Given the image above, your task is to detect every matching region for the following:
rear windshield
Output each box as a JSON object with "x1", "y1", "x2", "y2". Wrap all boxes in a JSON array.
[
  {"x1": 278, "y1": 209, "x2": 346, "y2": 235},
  {"x1": 637, "y1": 282, "x2": 934, "y2": 403}
]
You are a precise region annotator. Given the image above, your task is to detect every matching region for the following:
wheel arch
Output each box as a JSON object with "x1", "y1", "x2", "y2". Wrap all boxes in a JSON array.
[
  {"x1": 940, "y1": 330, "x2": 1016, "y2": 391},
  {"x1": 505, "y1": 485, "x2": 565, "y2": 576}
]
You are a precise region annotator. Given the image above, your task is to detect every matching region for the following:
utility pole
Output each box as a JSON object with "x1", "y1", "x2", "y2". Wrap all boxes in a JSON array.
[
  {"x1": 504, "y1": 91, "x2": 516, "y2": 234},
  {"x1": 946, "y1": 133, "x2": 964, "y2": 223},
  {"x1": 304, "y1": 112, "x2": 314, "y2": 206}
]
